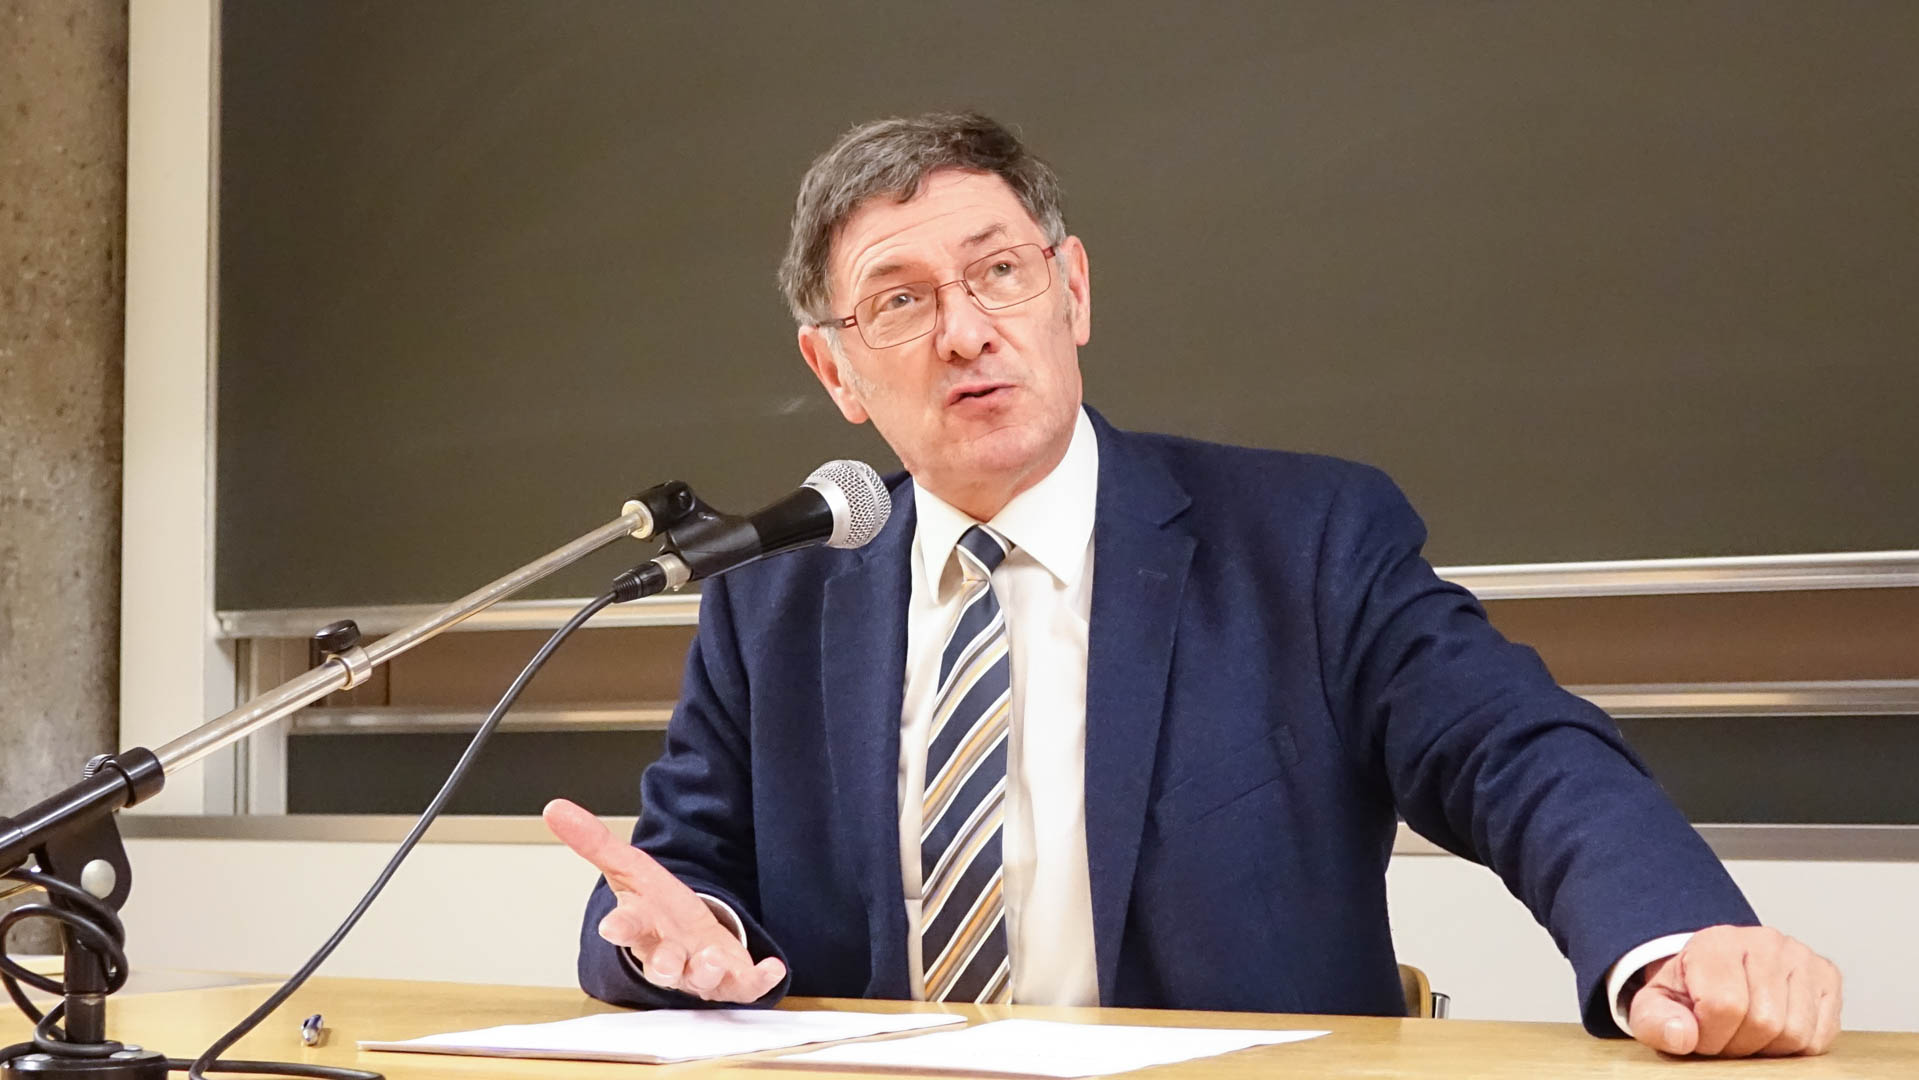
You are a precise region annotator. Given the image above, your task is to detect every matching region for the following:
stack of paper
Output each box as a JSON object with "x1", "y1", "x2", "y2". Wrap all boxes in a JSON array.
[
  {"x1": 774, "y1": 1018, "x2": 1329, "y2": 1076},
  {"x1": 360, "y1": 1008, "x2": 964, "y2": 1064}
]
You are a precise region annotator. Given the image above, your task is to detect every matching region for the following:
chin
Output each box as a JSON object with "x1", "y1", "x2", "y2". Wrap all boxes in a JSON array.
[{"x1": 960, "y1": 423, "x2": 1057, "y2": 477}]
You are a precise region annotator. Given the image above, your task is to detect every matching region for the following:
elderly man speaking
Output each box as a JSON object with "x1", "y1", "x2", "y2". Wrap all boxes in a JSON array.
[{"x1": 545, "y1": 112, "x2": 1842, "y2": 1058}]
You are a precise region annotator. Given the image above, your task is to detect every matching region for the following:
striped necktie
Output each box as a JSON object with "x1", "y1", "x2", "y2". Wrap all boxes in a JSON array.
[{"x1": 919, "y1": 524, "x2": 1014, "y2": 1003}]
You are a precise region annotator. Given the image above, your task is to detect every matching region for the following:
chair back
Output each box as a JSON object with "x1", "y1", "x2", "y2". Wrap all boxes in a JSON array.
[{"x1": 1397, "y1": 963, "x2": 1449, "y2": 1018}]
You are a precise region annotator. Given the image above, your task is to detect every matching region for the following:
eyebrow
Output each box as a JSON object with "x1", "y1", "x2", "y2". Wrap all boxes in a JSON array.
[
  {"x1": 960, "y1": 223, "x2": 1010, "y2": 249},
  {"x1": 853, "y1": 224, "x2": 1016, "y2": 291}
]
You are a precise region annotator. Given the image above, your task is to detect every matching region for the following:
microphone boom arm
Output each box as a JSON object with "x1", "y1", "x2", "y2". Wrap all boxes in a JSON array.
[
  {"x1": 2, "y1": 486, "x2": 680, "y2": 879},
  {"x1": 0, "y1": 470, "x2": 867, "y2": 1080},
  {"x1": 153, "y1": 507, "x2": 653, "y2": 780}
]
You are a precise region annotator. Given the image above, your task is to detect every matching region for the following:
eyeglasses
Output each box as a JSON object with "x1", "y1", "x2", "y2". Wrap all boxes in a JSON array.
[{"x1": 822, "y1": 243, "x2": 1058, "y2": 350}]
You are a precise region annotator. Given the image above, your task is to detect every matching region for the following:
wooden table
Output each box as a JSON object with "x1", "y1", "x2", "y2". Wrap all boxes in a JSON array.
[{"x1": 3, "y1": 977, "x2": 1913, "y2": 1078}]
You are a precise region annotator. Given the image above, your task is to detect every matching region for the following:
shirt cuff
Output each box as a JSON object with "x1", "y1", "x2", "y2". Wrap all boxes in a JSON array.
[
  {"x1": 1606, "y1": 932, "x2": 1696, "y2": 1034},
  {"x1": 622, "y1": 893, "x2": 749, "y2": 974},
  {"x1": 698, "y1": 892, "x2": 749, "y2": 945}
]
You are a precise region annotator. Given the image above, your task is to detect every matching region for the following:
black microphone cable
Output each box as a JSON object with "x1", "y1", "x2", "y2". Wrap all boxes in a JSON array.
[
  {"x1": 177, "y1": 589, "x2": 621, "y2": 1079},
  {"x1": 0, "y1": 867, "x2": 140, "y2": 1066},
  {"x1": 1, "y1": 589, "x2": 621, "y2": 1080}
]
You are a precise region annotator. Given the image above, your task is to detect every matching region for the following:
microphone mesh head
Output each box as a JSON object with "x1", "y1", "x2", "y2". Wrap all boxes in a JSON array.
[{"x1": 804, "y1": 460, "x2": 891, "y2": 549}]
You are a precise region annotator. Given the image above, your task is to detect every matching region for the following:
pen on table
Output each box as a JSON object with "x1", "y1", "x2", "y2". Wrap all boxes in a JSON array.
[{"x1": 300, "y1": 1013, "x2": 327, "y2": 1047}]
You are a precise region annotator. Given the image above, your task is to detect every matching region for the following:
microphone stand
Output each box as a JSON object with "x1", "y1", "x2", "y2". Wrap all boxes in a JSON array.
[{"x1": 0, "y1": 483, "x2": 697, "y2": 1080}]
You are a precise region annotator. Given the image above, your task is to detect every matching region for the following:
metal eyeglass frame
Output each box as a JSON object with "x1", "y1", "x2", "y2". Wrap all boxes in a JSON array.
[{"x1": 820, "y1": 243, "x2": 1059, "y2": 349}]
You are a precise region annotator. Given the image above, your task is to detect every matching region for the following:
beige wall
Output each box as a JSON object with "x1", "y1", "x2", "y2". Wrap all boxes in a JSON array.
[{"x1": 119, "y1": 0, "x2": 231, "y2": 815}]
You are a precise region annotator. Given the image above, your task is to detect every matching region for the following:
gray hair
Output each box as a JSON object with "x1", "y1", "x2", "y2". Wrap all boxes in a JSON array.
[{"x1": 778, "y1": 112, "x2": 1068, "y2": 326}]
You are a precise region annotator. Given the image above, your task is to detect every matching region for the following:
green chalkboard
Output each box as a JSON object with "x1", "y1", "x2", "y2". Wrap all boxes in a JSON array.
[{"x1": 216, "y1": 2, "x2": 1919, "y2": 610}]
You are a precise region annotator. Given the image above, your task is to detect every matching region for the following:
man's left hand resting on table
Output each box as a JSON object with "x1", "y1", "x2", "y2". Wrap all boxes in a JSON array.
[{"x1": 1628, "y1": 926, "x2": 1842, "y2": 1057}]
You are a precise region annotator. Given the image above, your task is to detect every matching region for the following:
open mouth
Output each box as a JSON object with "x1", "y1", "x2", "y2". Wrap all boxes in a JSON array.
[{"x1": 949, "y1": 384, "x2": 1011, "y2": 405}]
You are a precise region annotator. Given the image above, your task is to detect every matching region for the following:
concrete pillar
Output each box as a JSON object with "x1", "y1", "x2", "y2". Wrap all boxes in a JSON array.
[{"x1": 0, "y1": 1, "x2": 130, "y2": 952}]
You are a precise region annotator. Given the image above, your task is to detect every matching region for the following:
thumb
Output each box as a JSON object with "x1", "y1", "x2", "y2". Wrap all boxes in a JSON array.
[{"x1": 1630, "y1": 983, "x2": 1700, "y2": 1055}]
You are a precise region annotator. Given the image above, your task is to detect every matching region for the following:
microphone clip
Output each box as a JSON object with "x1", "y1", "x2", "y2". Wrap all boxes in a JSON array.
[
  {"x1": 610, "y1": 482, "x2": 744, "y2": 603},
  {"x1": 620, "y1": 480, "x2": 702, "y2": 541}
]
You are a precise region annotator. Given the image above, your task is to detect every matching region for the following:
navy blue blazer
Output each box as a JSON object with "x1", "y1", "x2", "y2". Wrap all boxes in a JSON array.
[{"x1": 578, "y1": 409, "x2": 1756, "y2": 1034}]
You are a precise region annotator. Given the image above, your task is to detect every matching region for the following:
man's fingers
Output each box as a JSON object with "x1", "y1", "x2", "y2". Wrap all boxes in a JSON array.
[
  {"x1": 546, "y1": 799, "x2": 718, "y2": 932},
  {"x1": 713, "y1": 956, "x2": 789, "y2": 1004},
  {"x1": 1810, "y1": 986, "x2": 1842, "y2": 1056},
  {"x1": 680, "y1": 944, "x2": 736, "y2": 996},
  {"x1": 1721, "y1": 938, "x2": 1787, "y2": 1057},
  {"x1": 541, "y1": 798, "x2": 782, "y2": 1003},
  {"x1": 543, "y1": 799, "x2": 669, "y2": 894},
  {"x1": 1628, "y1": 927, "x2": 1843, "y2": 1060},
  {"x1": 1679, "y1": 934, "x2": 1751, "y2": 1056},
  {"x1": 672, "y1": 944, "x2": 782, "y2": 1003},
  {"x1": 596, "y1": 903, "x2": 664, "y2": 953},
  {"x1": 1803, "y1": 958, "x2": 1843, "y2": 1056},
  {"x1": 1758, "y1": 968, "x2": 1812, "y2": 1056},
  {"x1": 1629, "y1": 986, "x2": 1699, "y2": 1056},
  {"x1": 1759, "y1": 944, "x2": 1829, "y2": 1057},
  {"x1": 639, "y1": 942, "x2": 689, "y2": 990}
]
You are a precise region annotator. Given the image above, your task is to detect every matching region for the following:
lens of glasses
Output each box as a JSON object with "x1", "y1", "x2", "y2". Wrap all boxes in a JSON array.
[
  {"x1": 853, "y1": 244, "x2": 1053, "y2": 348},
  {"x1": 964, "y1": 244, "x2": 1051, "y2": 309}
]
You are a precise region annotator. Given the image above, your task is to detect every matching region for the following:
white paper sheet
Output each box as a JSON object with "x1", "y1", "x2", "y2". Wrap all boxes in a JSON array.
[
  {"x1": 359, "y1": 1008, "x2": 965, "y2": 1064},
  {"x1": 773, "y1": 1018, "x2": 1329, "y2": 1077}
]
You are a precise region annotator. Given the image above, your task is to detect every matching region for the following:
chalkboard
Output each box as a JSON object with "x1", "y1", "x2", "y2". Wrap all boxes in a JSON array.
[
  {"x1": 283, "y1": 716, "x2": 1919, "y2": 825},
  {"x1": 216, "y1": 1, "x2": 1919, "y2": 610}
]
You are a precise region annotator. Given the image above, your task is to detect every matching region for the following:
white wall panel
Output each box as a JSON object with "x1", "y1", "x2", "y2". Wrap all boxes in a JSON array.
[{"x1": 119, "y1": 839, "x2": 1915, "y2": 1035}]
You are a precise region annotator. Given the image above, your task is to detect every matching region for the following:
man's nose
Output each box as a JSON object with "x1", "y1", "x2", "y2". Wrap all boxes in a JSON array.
[{"x1": 929, "y1": 280, "x2": 996, "y2": 362}]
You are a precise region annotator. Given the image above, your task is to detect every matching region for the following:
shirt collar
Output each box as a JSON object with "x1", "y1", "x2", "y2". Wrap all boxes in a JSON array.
[{"x1": 913, "y1": 407, "x2": 1099, "y2": 596}]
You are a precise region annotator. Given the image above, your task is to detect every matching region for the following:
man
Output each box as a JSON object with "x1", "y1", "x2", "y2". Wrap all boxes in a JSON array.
[{"x1": 546, "y1": 113, "x2": 1842, "y2": 1057}]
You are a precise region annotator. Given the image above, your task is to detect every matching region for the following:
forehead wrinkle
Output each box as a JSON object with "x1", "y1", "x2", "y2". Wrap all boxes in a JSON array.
[
  {"x1": 850, "y1": 220, "x2": 1019, "y2": 295},
  {"x1": 859, "y1": 257, "x2": 916, "y2": 287},
  {"x1": 961, "y1": 223, "x2": 1011, "y2": 249},
  {"x1": 833, "y1": 173, "x2": 1040, "y2": 303}
]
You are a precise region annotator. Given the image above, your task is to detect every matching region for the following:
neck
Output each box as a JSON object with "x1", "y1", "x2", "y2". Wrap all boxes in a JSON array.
[{"x1": 922, "y1": 439, "x2": 1072, "y2": 522}]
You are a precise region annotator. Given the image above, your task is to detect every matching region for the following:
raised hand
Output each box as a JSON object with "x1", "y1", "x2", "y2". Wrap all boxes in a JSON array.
[{"x1": 543, "y1": 798, "x2": 785, "y2": 1003}]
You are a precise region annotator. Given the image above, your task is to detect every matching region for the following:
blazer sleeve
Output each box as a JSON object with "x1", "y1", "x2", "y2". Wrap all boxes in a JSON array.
[
  {"x1": 575, "y1": 574, "x2": 794, "y2": 1009},
  {"x1": 1311, "y1": 464, "x2": 1757, "y2": 1036}
]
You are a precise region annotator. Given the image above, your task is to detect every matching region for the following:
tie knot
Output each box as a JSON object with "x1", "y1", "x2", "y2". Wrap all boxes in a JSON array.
[{"x1": 955, "y1": 525, "x2": 1009, "y2": 580}]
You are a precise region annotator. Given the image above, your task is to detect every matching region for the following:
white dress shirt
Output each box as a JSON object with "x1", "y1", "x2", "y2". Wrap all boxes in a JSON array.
[
  {"x1": 689, "y1": 404, "x2": 1685, "y2": 1026},
  {"x1": 898, "y1": 407, "x2": 1102, "y2": 1006}
]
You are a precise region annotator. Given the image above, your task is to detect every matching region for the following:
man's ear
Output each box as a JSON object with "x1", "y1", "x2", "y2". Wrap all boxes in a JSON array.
[
  {"x1": 1060, "y1": 236, "x2": 1091, "y2": 346},
  {"x1": 798, "y1": 325, "x2": 870, "y2": 425}
]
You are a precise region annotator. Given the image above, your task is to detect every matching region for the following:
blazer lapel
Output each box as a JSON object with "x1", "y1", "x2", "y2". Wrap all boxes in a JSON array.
[
  {"x1": 821, "y1": 478, "x2": 916, "y2": 999},
  {"x1": 1082, "y1": 411, "x2": 1195, "y2": 1003}
]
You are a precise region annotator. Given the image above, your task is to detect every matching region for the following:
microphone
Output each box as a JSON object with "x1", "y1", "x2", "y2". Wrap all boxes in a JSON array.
[{"x1": 612, "y1": 460, "x2": 891, "y2": 601}]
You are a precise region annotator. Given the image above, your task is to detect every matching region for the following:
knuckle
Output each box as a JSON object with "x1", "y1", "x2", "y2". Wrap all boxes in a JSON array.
[
  {"x1": 1696, "y1": 1000, "x2": 1748, "y2": 1034},
  {"x1": 1763, "y1": 1035, "x2": 1807, "y2": 1057},
  {"x1": 1748, "y1": 1010, "x2": 1784, "y2": 1042},
  {"x1": 650, "y1": 944, "x2": 686, "y2": 975},
  {"x1": 1774, "y1": 1024, "x2": 1812, "y2": 1054},
  {"x1": 1697, "y1": 924, "x2": 1738, "y2": 946},
  {"x1": 691, "y1": 949, "x2": 731, "y2": 980},
  {"x1": 1693, "y1": 991, "x2": 1737, "y2": 1020}
]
